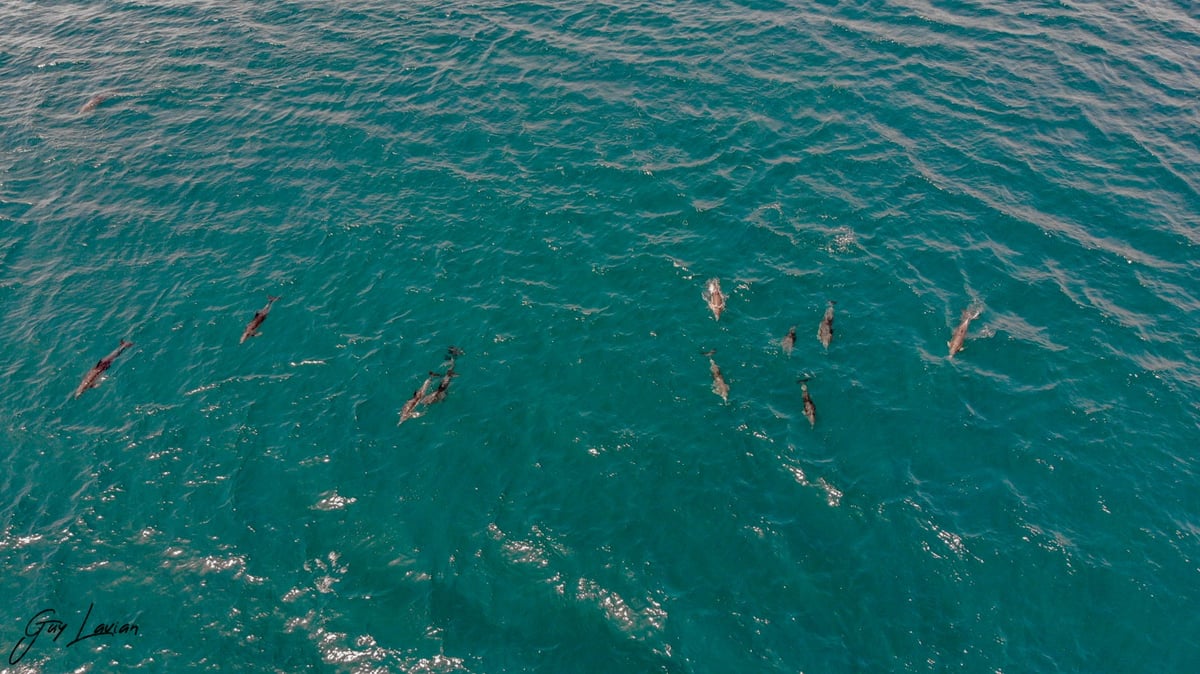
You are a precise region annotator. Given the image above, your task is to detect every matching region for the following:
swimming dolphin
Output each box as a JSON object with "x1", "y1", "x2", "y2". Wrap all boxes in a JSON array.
[
  {"x1": 398, "y1": 372, "x2": 439, "y2": 425},
  {"x1": 780, "y1": 326, "x2": 796, "y2": 355},
  {"x1": 797, "y1": 377, "x2": 816, "y2": 428},
  {"x1": 240, "y1": 295, "x2": 281, "y2": 344},
  {"x1": 703, "y1": 350, "x2": 729, "y2": 402},
  {"x1": 421, "y1": 369, "x2": 458, "y2": 406},
  {"x1": 74, "y1": 339, "x2": 133, "y2": 398},
  {"x1": 947, "y1": 307, "x2": 982, "y2": 358},
  {"x1": 702, "y1": 278, "x2": 726, "y2": 321},
  {"x1": 817, "y1": 301, "x2": 835, "y2": 350},
  {"x1": 79, "y1": 92, "x2": 114, "y2": 113}
]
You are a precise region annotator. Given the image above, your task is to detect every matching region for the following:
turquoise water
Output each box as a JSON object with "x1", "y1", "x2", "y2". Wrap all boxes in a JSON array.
[{"x1": 2, "y1": 0, "x2": 1199, "y2": 671}]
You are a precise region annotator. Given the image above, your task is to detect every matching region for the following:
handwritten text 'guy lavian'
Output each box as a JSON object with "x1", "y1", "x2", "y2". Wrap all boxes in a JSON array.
[{"x1": 9, "y1": 603, "x2": 139, "y2": 665}]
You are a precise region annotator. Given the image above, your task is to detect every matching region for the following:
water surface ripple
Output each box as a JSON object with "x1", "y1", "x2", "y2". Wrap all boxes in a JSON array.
[{"x1": 1, "y1": 1, "x2": 1198, "y2": 672}]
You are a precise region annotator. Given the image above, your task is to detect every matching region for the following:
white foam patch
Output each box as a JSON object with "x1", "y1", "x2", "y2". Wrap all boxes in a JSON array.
[{"x1": 488, "y1": 523, "x2": 670, "y2": 645}]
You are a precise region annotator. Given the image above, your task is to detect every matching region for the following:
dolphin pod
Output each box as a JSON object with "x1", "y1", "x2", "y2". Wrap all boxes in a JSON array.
[
  {"x1": 397, "y1": 372, "x2": 439, "y2": 425},
  {"x1": 421, "y1": 369, "x2": 458, "y2": 406},
  {"x1": 66, "y1": 278, "x2": 984, "y2": 442},
  {"x1": 396, "y1": 346, "x2": 464, "y2": 424},
  {"x1": 422, "y1": 345, "x2": 464, "y2": 405}
]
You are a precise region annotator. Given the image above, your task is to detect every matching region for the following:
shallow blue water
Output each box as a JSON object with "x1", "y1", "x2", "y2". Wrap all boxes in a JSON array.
[{"x1": 2, "y1": 1, "x2": 1199, "y2": 671}]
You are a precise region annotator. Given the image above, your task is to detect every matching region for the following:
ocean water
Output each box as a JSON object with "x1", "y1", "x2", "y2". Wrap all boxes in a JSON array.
[{"x1": 2, "y1": 0, "x2": 1198, "y2": 671}]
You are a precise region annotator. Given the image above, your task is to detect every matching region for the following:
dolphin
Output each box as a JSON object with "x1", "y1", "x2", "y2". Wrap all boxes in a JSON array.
[
  {"x1": 408, "y1": 346, "x2": 465, "y2": 410},
  {"x1": 817, "y1": 301, "x2": 835, "y2": 349},
  {"x1": 780, "y1": 326, "x2": 796, "y2": 355},
  {"x1": 79, "y1": 92, "x2": 114, "y2": 114},
  {"x1": 240, "y1": 295, "x2": 281, "y2": 344},
  {"x1": 398, "y1": 372, "x2": 439, "y2": 425},
  {"x1": 703, "y1": 350, "x2": 729, "y2": 402},
  {"x1": 947, "y1": 307, "x2": 982, "y2": 358},
  {"x1": 702, "y1": 278, "x2": 726, "y2": 321},
  {"x1": 421, "y1": 369, "x2": 458, "y2": 406},
  {"x1": 74, "y1": 339, "x2": 134, "y2": 398},
  {"x1": 797, "y1": 377, "x2": 816, "y2": 428}
]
